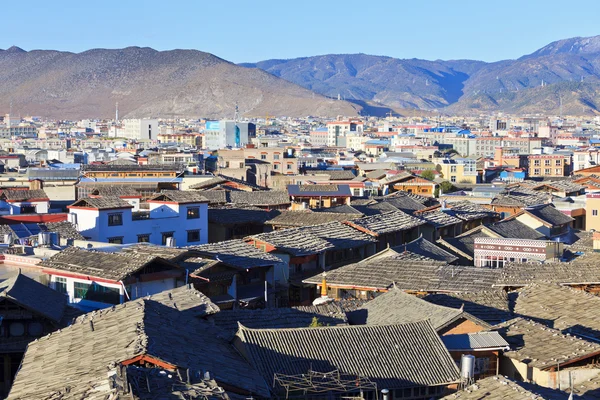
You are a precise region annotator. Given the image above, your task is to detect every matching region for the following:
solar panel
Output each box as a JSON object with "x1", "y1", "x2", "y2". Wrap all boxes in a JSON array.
[{"x1": 24, "y1": 223, "x2": 42, "y2": 236}]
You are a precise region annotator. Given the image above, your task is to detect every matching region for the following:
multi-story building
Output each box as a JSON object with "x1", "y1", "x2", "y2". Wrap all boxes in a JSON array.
[
  {"x1": 473, "y1": 237, "x2": 562, "y2": 268},
  {"x1": 527, "y1": 154, "x2": 569, "y2": 178},
  {"x1": 204, "y1": 120, "x2": 256, "y2": 150},
  {"x1": 325, "y1": 119, "x2": 364, "y2": 147},
  {"x1": 309, "y1": 128, "x2": 329, "y2": 147},
  {"x1": 573, "y1": 149, "x2": 600, "y2": 172},
  {"x1": 157, "y1": 133, "x2": 203, "y2": 148},
  {"x1": 434, "y1": 158, "x2": 478, "y2": 184},
  {"x1": 121, "y1": 119, "x2": 159, "y2": 140},
  {"x1": 67, "y1": 190, "x2": 208, "y2": 246}
]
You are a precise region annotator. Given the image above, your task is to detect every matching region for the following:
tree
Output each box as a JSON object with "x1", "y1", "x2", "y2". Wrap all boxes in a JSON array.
[
  {"x1": 439, "y1": 181, "x2": 455, "y2": 194},
  {"x1": 420, "y1": 169, "x2": 436, "y2": 181},
  {"x1": 309, "y1": 317, "x2": 325, "y2": 327}
]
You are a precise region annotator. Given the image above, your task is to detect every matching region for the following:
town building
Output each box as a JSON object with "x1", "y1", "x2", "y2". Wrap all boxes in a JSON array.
[{"x1": 121, "y1": 119, "x2": 159, "y2": 140}]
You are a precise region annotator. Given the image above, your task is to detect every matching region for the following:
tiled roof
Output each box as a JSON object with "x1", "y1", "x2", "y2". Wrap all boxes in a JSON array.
[
  {"x1": 442, "y1": 375, "x2": 572, "y2": 399},
  {"x1": 8, "y1": 286, "x2": 269, "y2": 399},
  {"x1": 228, "y1": 190, "x2": 291, "y2": 206},
  {"x1": 265, "y1": 211, "x2": 360, "y2": 227},
  {"x1": 150, "y1": 190, "x2": 209, "y2": 203},
  {"x1": 395, "y1": 236, "x2": 459, "y2": 264},
  {"x1": 237, "y1": 320, "x2": 460, "y2": 390},
  {"x1": 317, "y1": 204, "x2": 364, "y2": 215},
  {"x1": 39, "y1": 221, "x2": 85, "y2": 240},
  {"x1": 68, "y1": 196, "x2": 133, "y2": 210},
  {"x1": 0, "y1": 189, "x2": 49, "y2": 201},
  {"x1": 532, "y1": 180, "x2": 586, "y2": 193},
  {"x1": 352, "y1": 201, "x2": 400, "y2": 216},
  {"x1": 83, "y1": 163, "x2": 183, "y2": 172},
  {"x1": 314, "y1": 170, "x2": 356, "y2": 180},
  {"x1": 523, "y1": 204, "x2": 574, "y2": 226},
  {"x1": 417, "y1": 210, "x2": 463, "y2": 227},
  {"x1": 382, "y1": 195, "x2": 429, "y2": 214},
  {"x1": 385, "y1": 190, "x2": 430, "y2": 204},
  {"x1": 188, "y1": 177, "x2": 228, "y2": 190},
  {"x1": 438, "y1": 230, "x2": 489, "y2": 260},
  {"x1": 0, "y1": 273, "x2": 67, "y2": 323},
  {"x1": 89, "y1": 186, "x2": 140, "y2": 197},
  {"x1": 189, "y1": 239, "x2": 284, "y2": 270},
  {"x1": 492, "y1": 318, "x2": 600, "y2": 370},
  {"x1": 249, "y1": 221, "x2": 377, "y2": 257},
  {"x1": 218, "y1": 174, "x2": 269, "y2": 191},
  {"x1": 423, "y1": 290, "x2": 512, "y2": 324},
  {"x1": 210, "y1": 304, "x2": 348, "y2": 338},
  {"x1": 305, "y1": 254, "x2": 500, "y2": 292},
  {"x1": 485, "y1": 218, "x2": 546, "y2": 240},
  {"x1": 348, "y1": 288, "x2": 488, "y2": 331},
  {"x1": 344, "y1": 211, "x2": 426, "y2": 235},
  {"x1": 40, "y1": 247, "x2": 180, "y2": 281},
  {"x1": 514, "y1": 283, "x2": 600, "y2": 341},
  {"x1": 491, "y1": 188, "x2": 550, "y2": 207},
  {"x1": 196, "y1": 190, "x2": 228, "y2": 205},
  {"x1": 446, "y1": 202, "x2": 499, "y2": 221},
  {"x1": 208, "y1": 207, "x2": 277, "y2": 225},
  {"x1": 288, "y1": 184, "x2": 352, "y2": 197},
  {"x1": 441, "y1": 332, "x2": 509, "y2": 351}
]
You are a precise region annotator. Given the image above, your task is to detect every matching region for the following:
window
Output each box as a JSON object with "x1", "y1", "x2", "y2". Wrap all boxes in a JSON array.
[
  {"x1": 450, "y1": 165, "x2": 457, "y2": 173},
  {"x1": 274, "y1": 154, "x2": 280, "y2": 160},
  {"x1": 74, "y1": 281, "x2": 91, "y2": 299},
  {"x1": 108, "y1": 213, "x2": 123, "y2": 226},
  {"x1": 534, "y1": 160, "x2": 540, "y2": 166},
  {"x1": 555, "y1": 168, "x2": 562, "y2": 175},
  {"x1": 187, "y1": 207, "x2": 200, "y2": 219},
  {"x1": 287, "y1": 164, "x2": 292, "y2": 170},
  {"x1": 556, "y1": 159, "x2": 562, "y2": 166},
  {"x1": 273, "y1": 164, "x2": 278, "y2": 170},
  {"x1": 20, "y1": 205, "x2": 36, "y2": 214},
  {"x1": 544, "y1": 159, "x2": 551, "y2": 166},
  {"x1": 594, "y1": 210, "x2": 598, "y2": 216},
  {"x1": 108, "y1": 236, "x2": 123, "y2": 244},
  {"x1": 137, "y1": 234, "x2": 150, "y2": 243},
  {"x1": 54, "y1": 277, "x2": 67, "y2": 294},
  {"x1": 534, "y1": 168, "x2": 540, "y2": 175},
  {"x1": 162, "y1": 232, "x2": 174, "y2": 245},
  {"x1": 187, "y1": 229, "x2": 201, "y2": 243},
  {"x1": 544, "y1": 168, "x2": 551, "y2": 175},
  {"x1": 451, "y1": 176, "x2": 457, "y2": 182},
  {"x1": 261, "y1": 154, "x2": 267, "y2": 160}
]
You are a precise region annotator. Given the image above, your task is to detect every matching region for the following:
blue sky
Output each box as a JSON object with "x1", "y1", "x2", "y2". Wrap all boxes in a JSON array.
[{"x1": 2, "y1": 0, "x2": 599, "y2": 63}]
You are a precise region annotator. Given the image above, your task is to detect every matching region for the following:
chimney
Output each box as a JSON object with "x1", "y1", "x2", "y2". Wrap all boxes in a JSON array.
[
  {"x1": 320, "y1": 272, "x2": 328, "y2": 297},
  {"x1": 381, "y1": 389, "x2": 390, "y2": 400}
]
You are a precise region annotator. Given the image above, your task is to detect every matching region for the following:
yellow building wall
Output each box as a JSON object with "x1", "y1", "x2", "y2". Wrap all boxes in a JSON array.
[{"x1": 586, "y1": 197, "x2": 600, "y2": 231}]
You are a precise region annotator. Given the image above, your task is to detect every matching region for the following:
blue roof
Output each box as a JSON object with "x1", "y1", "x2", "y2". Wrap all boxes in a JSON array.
[
  {"x1": 48, "y1": 163, "x2": 81, "y2": 169},
  {"x1": 366, "y1": 140, "x2": 390, "y2": 145}
]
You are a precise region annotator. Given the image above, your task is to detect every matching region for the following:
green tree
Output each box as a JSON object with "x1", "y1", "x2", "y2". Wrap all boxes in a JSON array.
[
  {"x1": 439, "y1": 181, "x2": 455, "y2": 194},
  {"x1": 420, "y1": 169, "x2": 436, "y2": 181},
  {"x1": 309, "y1": 317, "x2": 325, "y2": 327}
]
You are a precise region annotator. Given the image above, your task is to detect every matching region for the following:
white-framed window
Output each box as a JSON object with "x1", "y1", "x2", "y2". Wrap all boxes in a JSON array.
[
  {"x1": 450, "y1": 176, "x2": 456, "y2": 183},
  {"x1": 54, "y1": 276, "x2": 67, "y2": 294},
  {"x1": 593, "y1": 210, "x2": 598, "y2": 216}
]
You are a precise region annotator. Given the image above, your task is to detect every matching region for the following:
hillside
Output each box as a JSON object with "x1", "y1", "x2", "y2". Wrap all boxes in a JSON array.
[
  {"x1": 0, "y1": 46, "x2": 359, "y2": 119},
  {"x1": 242, "y1": 35, "x2": 600, "y2": 115}
]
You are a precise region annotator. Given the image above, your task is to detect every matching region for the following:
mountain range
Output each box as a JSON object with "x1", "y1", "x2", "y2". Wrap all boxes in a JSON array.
[
  {"x1": 242, "y1": 35, "x2": 600, "y2": 116},
  {"x1": 2, "y1": 35, "x2": 600, "y2": 119}
]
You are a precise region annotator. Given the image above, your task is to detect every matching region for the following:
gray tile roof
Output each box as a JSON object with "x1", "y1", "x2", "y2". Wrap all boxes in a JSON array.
[
  {"x1": 150, "y1": 190, "x2": 209, "y2": 203},
  {"x1": 40, "y1": 247, "x2": 181, "y2": 282},
  {"x1": 210, "y1": 304, "x2": 348, "y2": 338},
  {"x1": 497, "y1": 254, "x2": 600, "y2": 286},
  {"x1": 382, "y1": 195, "x2": 429, "y2": 214},
  {"x1": 0, "y1": 189, "x2": 49, "y2": 201},
  {"x1": 424, "y1": 291, "x2": 512, "y2": 324},
  {"x1": 39, "y1": 221, "x2": 85, "y2": 240},
  {"x1": 288, "y1": 184, "x2": 352, "y2": 197},
  {"x1": 417, "y1": 210, "x2": 463, "y2": 228},
  {"x1": 8, "y1": 287, "x2": 269, "y2": 400},
  {"x1": 446, "y1": 202, "x2": 499, "y2": 221},
  {"x1": 348, "y1": 288, "x2": 488, "y2": 331},
  {"x1": 249, "y1": 221, "x2": 377, "y2": 257},
  {"x1": 196, "y1": 190, "x2": 228, "y2": 205},
  {"x1": 317, "y1": 204, "x2": 364, "y2": 215},
  {"x1": 208, "y1": 207, "x2": 277, "y2": 225},
  {"x1": 514, "y1": 283, "x2": 600, "y2": 341},
  {"x1": 352, "y1": 201, "x2": 400, "y2": 216},
  {"x1": 236, "y1": 320, "x2": 460, "y2": 390},
  {"x1": 485, "y1": 218, "x2": 546, "y2": 240},
  {"x1": 440, "y1": 332, "x2": 509, "y2": 351},
  {"x1": 491, "y1": 188, "x2": 550, "y2": 207},
  {"x1": 305, "y1": 252, "x2": 499, "y2": 293},
  {"x1": 385, "y1": 190, "x2": 430, "y2": 205},
  {"x1": 218, "y1": 174, "x2": 269, "y2": 191},
  {"x1": 438, "y1": 231, "x2": 489, "y2": 260},
  {"x1": 344, "y1": 211, "x2": 426, "y2": 235},
  {"x1": 188, "y1": 176, "x2": 228, "y2": 190},
  {"x1": 492, "y1": 318, "x2": 600, "y2": 370},
  {"x1": 532, "y1": 180, "x2": 586, "y2": 193},
  {"x1": 189, "y1": 239, "x2": 285, "y2": 270},
  {"x1": 0, "y1": 273, "x2": 67, "y2": 323},
  {"x1": 395, "y1": 236, "x2": 459, "y2": 264},
  {"x1": 441, "y1": 375, "x2": 572, "y2": 399},
  {"x1": 265, "y1": 210, "x2": 360, "y2": 227},
  {"x1": 69, "y1": 196, "x2": 133, "y2": 210},
  {"x1": 89, "y1": 186, "x2": 140, "y2": 197},
  {"x1": 313, "y1": 170, "x2": 356, "y2": 180},
  {"x1": 228, "y1": 190, "x2": 291, "y2": 206},
  {"x1": 523, "y1": 204, "x2": 574, "y2": 226}
]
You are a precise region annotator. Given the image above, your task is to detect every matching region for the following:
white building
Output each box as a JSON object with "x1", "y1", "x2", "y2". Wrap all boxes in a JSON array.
[
  {"x1": 0, "y1": 190, "x2": 50, "y2": 215},
  {"x1": 67, "y1": 191, "x2": 208, "y2": 246},
  {"x1": 42, "y1": 247, "x2": 189, "y2": 310},
  {"x1": 121, "y1": 119, "x2": 159, "y2": 140},
  {"x1": 326, "y1": 120, "x2": 364, "y2": 147},
  {"x1": 204, "y1": 120, "x2": 254, "y2": 150}
]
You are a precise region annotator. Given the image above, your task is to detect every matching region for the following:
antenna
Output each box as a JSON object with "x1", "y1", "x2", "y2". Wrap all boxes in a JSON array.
[
  {"x1": 115, "y1": 102, "x2": 119, "y2": 123},
  {"x1": 234, "y1": 102, "x2": 239, "y2": 122}
]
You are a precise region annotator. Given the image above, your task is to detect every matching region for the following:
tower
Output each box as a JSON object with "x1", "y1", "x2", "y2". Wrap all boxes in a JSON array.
[{"x1": 115, "y1": 102, "x2": 119, "y2": 123}]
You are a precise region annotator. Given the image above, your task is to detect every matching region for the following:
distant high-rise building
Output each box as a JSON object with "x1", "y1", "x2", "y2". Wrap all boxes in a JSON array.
[
  {"x1": 121, "y1": 119, "x2": 158, "y2": 140},
  {"x1": 203, "y1": 120, "x2": 255, "y2": 149}
]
